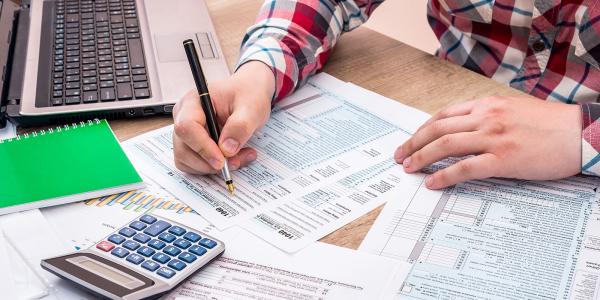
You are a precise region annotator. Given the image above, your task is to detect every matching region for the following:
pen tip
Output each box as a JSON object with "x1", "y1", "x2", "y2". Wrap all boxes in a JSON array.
[{"x1": 227, "y1": 183, "x2": 235, "y2": 195}]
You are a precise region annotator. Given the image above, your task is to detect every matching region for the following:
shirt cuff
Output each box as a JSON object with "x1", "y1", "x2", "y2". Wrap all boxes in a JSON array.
[
  {"x1": 581, "y1": 103, "x2": 600, "y2": 175},
  {"x1": 235, "y1": 37, "x2": 299, "y2": 103}
]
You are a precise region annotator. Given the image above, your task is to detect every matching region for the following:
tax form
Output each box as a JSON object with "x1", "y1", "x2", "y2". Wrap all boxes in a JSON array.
[
  {"x1": 122, "y1": 73, "x2": 430, "y2": 252},
  {"x1": 359, "y1": 168, "x2": 600, "y2": 299}
]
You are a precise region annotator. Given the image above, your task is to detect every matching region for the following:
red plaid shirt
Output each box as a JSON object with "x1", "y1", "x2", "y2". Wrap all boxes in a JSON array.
[{"x1": 238, "y1": 0, "x2": 600, "y2": 175}]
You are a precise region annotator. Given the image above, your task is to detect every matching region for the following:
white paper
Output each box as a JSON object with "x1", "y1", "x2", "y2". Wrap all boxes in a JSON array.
[
  {"x1": 359, "y1": 170, "x2": 600, "y2": 299},
  {"x1": 41, "y1": 193, "x2": 411, "y2": 300},
  {"x1": 0, "y1": 120, "x2": 17, "y2": 141},
  {"x1": 122, "y1": 73, "x2": 430, "y2": 252}
]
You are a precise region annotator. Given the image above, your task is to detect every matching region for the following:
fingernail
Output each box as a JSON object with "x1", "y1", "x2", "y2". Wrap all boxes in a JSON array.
[
  {"x1": 229, "y1": 159, "x2": 240, "y2": 170},
  {"x1": 208, "y1": 158, "x2": 222, "y2": 169},
  {"x1": 425, "y1": 175, "x2": 434, "y2": 188},
  {"x1": 222, "y1": 138, "x2": 239, "y2": 154},
  {"x1": 403, "y1": 157, "x2": 411, "y2": 170},
  {"x1": 394, "y1": 147, "x2": 404, "y2": 161},
  {"x1": 246, "y1": 151, "x2": 257, "y2": 161}
]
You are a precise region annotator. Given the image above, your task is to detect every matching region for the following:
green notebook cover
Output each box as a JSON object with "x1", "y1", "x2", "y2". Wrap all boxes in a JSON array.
[{"x1": 0, "y1": 119, "x2": 144, "y2": 214}]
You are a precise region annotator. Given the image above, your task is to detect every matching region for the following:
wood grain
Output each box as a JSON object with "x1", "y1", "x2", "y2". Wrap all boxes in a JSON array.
[{"x1": 22, "y1": 0, "x2": 530, "y2": 249}]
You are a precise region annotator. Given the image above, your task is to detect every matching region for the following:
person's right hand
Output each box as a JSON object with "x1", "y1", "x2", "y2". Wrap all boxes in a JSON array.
[{"x1": 172, "y1": 61, "x2": 275, "y2": 174}]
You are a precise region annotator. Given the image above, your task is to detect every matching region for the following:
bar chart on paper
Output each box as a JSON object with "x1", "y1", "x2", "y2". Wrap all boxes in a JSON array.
[{"x1": 84, "y1": 190, "x2": 194, "y2": 214}]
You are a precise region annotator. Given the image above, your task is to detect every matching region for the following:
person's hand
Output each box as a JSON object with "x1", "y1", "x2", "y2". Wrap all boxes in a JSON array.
[
  {"x1": 394, "y1": 96, "x2": 582, "y2": 189},
  {"x1": 172, "y1": 61, "x2": 275, "y2": 174}
]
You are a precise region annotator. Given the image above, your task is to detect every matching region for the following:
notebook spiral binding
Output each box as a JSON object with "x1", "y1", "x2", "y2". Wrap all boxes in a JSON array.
[{"x1": 0, "y1": 119, "x2": 102, "y2": 144}]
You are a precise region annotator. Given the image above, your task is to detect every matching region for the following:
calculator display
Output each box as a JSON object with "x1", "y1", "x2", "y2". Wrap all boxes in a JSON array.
[{"x1": 67, "y1": 256, "x2": 145, "y2": 289}]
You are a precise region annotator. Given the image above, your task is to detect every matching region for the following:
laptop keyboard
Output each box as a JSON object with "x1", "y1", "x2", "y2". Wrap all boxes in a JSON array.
[{"x1": 50, "y1": 0, "x2": 151, "y2": 106}]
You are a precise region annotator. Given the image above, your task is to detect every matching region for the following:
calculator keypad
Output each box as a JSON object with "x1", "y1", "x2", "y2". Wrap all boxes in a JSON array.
[{"x1": 95, "y1": 214, "x2": 218, "y2": 280}]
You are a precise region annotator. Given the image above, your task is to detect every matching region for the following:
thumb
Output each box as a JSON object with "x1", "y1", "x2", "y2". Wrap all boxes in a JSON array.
[{"x1": 219, "y1": 108, "x2": 260, "y2": 157}]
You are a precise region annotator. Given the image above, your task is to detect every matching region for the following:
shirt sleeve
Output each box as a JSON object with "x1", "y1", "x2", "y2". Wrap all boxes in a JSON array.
[
  {"x1": 581, "y1": 103, "x2": 600, "y2": 175},
  {"x1": 236, "y1": 0, "x2": 384, "y2": 102}
]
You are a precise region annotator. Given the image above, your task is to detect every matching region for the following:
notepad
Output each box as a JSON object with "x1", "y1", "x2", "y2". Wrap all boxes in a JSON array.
[{"x1": 0, "y1": 119, "x2": 144, "y2": 215}]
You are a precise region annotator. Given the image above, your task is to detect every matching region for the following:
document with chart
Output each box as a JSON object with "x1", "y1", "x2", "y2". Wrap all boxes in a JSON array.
[
  {"x1": 359, "y1": 169, "x2": 600, "y2": 300},
  {"x1": 122, "y1": 74, "x2": 430, "y2": 252}
]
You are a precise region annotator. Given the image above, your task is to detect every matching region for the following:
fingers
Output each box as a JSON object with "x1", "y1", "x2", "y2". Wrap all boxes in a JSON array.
[
  {"x1": 173, "y1": 90, "x2": 225, "y2": 170},
  {"x1": 402, "y1": 132, "x2": 488, "y2": 173},
  {"x1": 174, "y1": 134, "x2": 258, "y2": 174},
  {"x1": 418, "y1": 100, "x2": 477, "y2": 130},
  {"x1": 396, "y1": 115, "x2": 479, "y2": 162},
  {"x1": 219, "y1": 107, "x2": 265, "y2": 157},
  {"x1": 425, "y1": 153, "x2": 498, "y2": 189}
]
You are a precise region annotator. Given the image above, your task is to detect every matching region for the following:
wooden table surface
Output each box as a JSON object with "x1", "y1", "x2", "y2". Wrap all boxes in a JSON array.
[{"x1": 76, "y1": 0, "x2": 529, "y2": 250}]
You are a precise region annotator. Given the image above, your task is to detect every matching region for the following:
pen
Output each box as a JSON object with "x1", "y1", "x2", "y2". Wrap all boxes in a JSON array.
[{"x1": 183, "y1": 39, "x2": 235, "y2": 195}]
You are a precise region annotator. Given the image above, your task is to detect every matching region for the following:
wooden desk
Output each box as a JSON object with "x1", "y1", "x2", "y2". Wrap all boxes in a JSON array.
[{"x1": 42, "y1": 0, "x2": 530, "y2": 249}]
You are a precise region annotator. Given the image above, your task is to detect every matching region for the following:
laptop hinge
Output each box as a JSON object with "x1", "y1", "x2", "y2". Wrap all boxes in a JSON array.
[{"x1": 5, "y1": 3, "x2": 29, "y2": 106}]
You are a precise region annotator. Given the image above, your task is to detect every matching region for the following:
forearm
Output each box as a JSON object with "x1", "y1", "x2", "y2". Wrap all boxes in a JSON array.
[{"x1": 237, "y1": 0, "x2": 384, "y2": 102}]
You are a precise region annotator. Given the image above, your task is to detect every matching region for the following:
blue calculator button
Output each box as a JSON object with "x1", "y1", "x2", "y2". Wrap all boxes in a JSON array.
[
  {"x1": 158, "y1": 232, "x2": 176, "y2": 243},
  {"x1": 133, "y1": 233, "x2": 151, "y2": 244},
  {"x1": 141, "y1": 260, "x2": 160, "y2": 272},
  {"x1": 168, "y1": 226, "x2": 186, "y2": 236},
  {"x1": 152, "y1": 253, "x2": 171, "y2": 264},
  {"x1": 199, "y1": 238, "x2": 217, "y2": 249},
  {"x1": 167, "y1": 259, "x2": 186, "y2": 271},
  {"x1": 189, "y1": 245, "x2": 207, "y2": 256},
  {"x1": 137, "y1": 246, "x2": 155, "y2": 257},
  {"x1": 126, "y1": 253, "x2": 144, "y2": 265},
  {"x1": 173, "y1": 239, "x2": 191, "y2": 249},
  {"x1": 108, "y1": 234, "x2": 125, "y2": 245},
  {"x1": 178, "y1": 252, "x2": 197, "y2": 264},
  {"x1": 157, "y1": 267, "x2": 176, "y2": 279},
  {"x1": 148, "y1": 239, "x2": 166, "y2": 250},
  {"x1": 163, "y1": 245, "x2": 182, "y2": 256},
  {"x1": 111, "y1": 247, "x2": 129, "y2": 258},
  {"x1": 143, "y1": 220, "x2": 171, "y2": 237},
  {"x1": 129, "y1": 221, "x2": 147, "y2": 231},
  {"x1": 183, "y1": 232, "x2": 201, "y2": 243},
  {"x1": 123, "y1": 240, "x2": 141, "y2": 251},
  {"x1": 118, "y1": 227, "x2": 136, "y2": 238},
  {"x1": 140, "y1": 215, "x2": 157, "y2": 224}
]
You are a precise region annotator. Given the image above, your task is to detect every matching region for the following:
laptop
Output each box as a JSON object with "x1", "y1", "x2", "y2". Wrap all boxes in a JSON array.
[{"x1": 0, "y1": 0, "x2": 230, "y2": 127}]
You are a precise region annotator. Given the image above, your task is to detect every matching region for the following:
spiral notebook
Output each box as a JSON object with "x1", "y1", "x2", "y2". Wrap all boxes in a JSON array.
[{"x1": 0, "y1": 119, "x2": 144, "y2": 215}]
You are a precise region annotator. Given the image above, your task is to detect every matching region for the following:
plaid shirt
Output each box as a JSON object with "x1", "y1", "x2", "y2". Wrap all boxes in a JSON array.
[{"x1": 238, "y1": 0, "x2": 600, "y2": 176}]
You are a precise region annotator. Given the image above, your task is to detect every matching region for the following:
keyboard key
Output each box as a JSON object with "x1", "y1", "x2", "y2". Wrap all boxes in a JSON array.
[
  {"x1": 65, "y1": 82, "x2": 80, "y2": 89},
  {"x1": 141, "y1": 260, "x2": 160, "y2": 272},
  {"x1": 133, "y1": 81, "x2": 148, "y2": 89},
  {"x1": 100, "y1": 88, "x2": 116, "y2": 101},
  {"x1": 189, "y1": 245, "x2": 207, "y2": 257},
  {"x1": 82, "y1": 91, "x2": 98, "y2": 103},
  {"x1": 132, "y1": 75, "x2": 147, "y2": 82},
  {"x1": 111, "y1": 247, "x2": 129, "y2": 258},
  {"x1": 128, "y1": 39, "x2": 145, "y2": 68},
  {"x1": 123, "y1": 240, "x2": 140, "y2": 251},
  {"x1": 199, "y1": 238, "x2": 217, "y2": 249},
  {"x1": 143, "y1": 220, "x2": 171, "y2": 237},
  {"x1": 52, "y1": 98, "x2": 63, "y2": 106},
  {"x1": 83, "y1": 77, "x2": 97, "y2": 84},
  {"x1": 167, "y1": 259, "x2": 186, "y2": 271},
  {"x1": 148, "y1": 239, "x2": 166, "y2": 250},
  {"x1": 133, "y1": 233, "x2": 151, "y2": 244},
  {"x1": 83, "y1": 84, "x2": 97, "y2": 91},
  {"x1": 134, "y1": 88, "x2": 150, "y2": 99},
  {"x1": 140, "y1": 215, "x2": 157, "y2": 224},
  {"x1": 163, "y1": 245, "x2": 181, "y2": 257},
  {"x1": 126, "y1": 253, "x2": 144, "y2": 265},
  {"x1": 178, "y1": 252, "x2": 197, "y2": 264},
  {"x1": 157, "y1": 267, "x2": 176, "y2": 279},
  {"x1": 152, "y1": 253, "x2": 171, "y2": 264},
  {"x1": 129, "y1": 221, "x2": 147, "y2": 231},
  {"x1": 108, "y1": 234, "x2": 125, "y2": 245},
  {"x1": 183, "y1": 232, "x2": 201, "y2": 243},
  {"x1": 168, "y1": 226, "x2": 186, "y2": 236},
  {"x1": 117, "y1": 83, "x2": 133, "y2": 100},
  {"x1": 158, "y1": 232, "x2": 176, "y2": 243},
  {"x1": 96, "y1": 241, "x2": 114, "y2": 252},
  {"x1": 65, "y1": 96, "x2": 81, "y2": 104},
  {"x1": 137, "y1": 246, "x2": 155, "y2": 257},
  {"x1": 100, "y1": 81, "x2": 114, "y2": 88},
  {"x1": 119, "y1": 227, "x2": 136, "y2": 237},
  {"x1": 173, "y1": 239, "x2": 191, "y2": 249}
]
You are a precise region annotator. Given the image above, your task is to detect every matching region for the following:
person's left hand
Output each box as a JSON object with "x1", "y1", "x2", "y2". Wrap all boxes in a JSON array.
[{"x1": 394, "y1": 96, "x2": 582, "y2": 189}]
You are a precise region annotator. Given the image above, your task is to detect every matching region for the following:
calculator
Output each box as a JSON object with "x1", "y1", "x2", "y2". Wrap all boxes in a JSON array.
[{"x1": 41, "y1": 214, "x2": 225, "y2": 300}]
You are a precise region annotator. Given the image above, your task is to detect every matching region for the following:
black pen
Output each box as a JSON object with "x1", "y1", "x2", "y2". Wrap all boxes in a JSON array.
[{"x1": 183, "y1": 39, "x2": 235, "y2": 195}]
